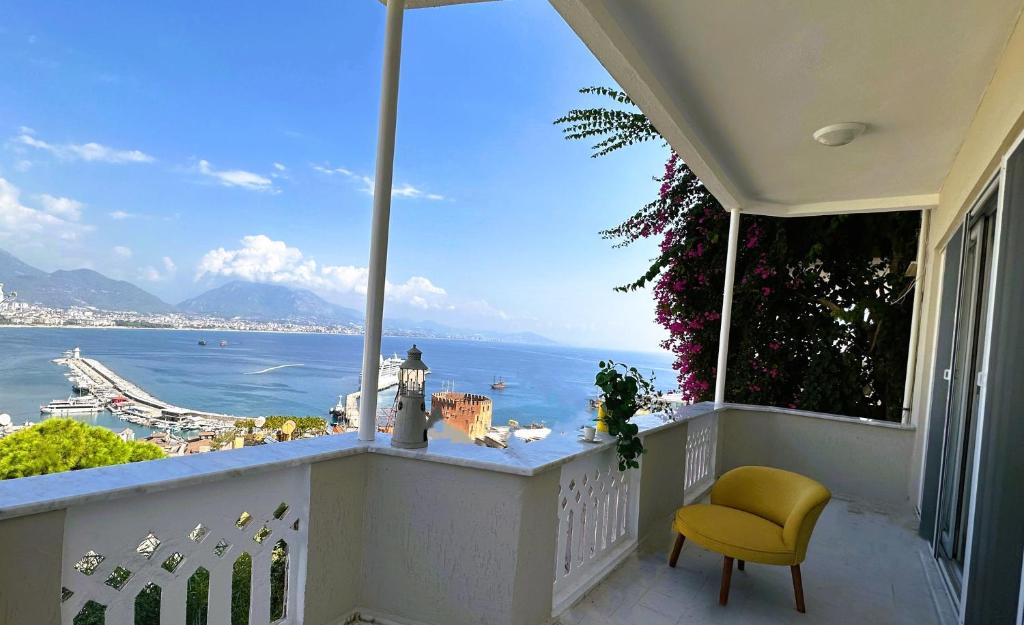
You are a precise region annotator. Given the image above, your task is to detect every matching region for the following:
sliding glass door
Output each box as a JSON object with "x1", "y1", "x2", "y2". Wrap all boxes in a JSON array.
[{"x1": 935, "y1": 192, "x2": 997, "y2": 593}]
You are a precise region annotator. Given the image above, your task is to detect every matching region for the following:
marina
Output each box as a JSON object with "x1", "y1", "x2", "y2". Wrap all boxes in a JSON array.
[{"x1": 52, "y1": 347, "x2": 243, "y2": 433}]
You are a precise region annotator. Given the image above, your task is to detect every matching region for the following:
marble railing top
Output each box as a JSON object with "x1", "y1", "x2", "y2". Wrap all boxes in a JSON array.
[
  {"x1": 0, "y1": 401, "x2": 910, "y2": 521},
  {"x1": 0, "y1": 403, "x2": 718, "y2": 521}
]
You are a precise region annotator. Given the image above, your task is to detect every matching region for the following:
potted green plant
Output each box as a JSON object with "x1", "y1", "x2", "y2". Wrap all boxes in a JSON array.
[{"x1": 594, "y1": 360, "x2": 660, "y2": 470}]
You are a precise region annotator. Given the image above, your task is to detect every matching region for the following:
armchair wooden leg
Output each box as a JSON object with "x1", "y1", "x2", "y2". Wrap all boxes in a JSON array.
[
  {"x1": 791, "y1": 564, "x2": 806, "y2": 613},
  {"x1": 668, "y1": 533, "x2": 685, "y2": 567},
  {"x1": 737, "y1": 559, "x2": 745, "y2": 571},
  {"x1": 719, "y1": 556, "x2": 734, "y2": 606}
]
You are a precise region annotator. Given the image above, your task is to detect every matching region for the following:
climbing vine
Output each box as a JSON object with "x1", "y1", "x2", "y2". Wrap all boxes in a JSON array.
[{"x1": 557, "y1": 87, "x2": 919, "y2": 421}]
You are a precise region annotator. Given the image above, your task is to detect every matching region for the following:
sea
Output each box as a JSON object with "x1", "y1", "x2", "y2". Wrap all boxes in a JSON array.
[{"x1": 0, "y1": 327, "x2": 674, "y2": 439}]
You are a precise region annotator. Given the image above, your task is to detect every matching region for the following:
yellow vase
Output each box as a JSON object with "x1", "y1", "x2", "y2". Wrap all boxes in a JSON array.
[{"x1": 596, "y1": 404, "x2": 610, "y2": 433}]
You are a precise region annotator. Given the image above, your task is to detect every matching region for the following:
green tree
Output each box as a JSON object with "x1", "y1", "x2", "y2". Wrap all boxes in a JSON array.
[
  {"x1": 0, "y1": 419, "x2": 164, "y2": 479},
  {"x1": 236, "y1": 416, "x2": 327, "y2": 437},
  {"x1": 556, "y1": 87, "x2": 918, "y2": 420}
]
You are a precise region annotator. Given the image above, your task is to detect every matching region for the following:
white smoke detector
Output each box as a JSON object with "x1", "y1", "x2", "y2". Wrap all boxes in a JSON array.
[{"x1": 813, "y1": 122, "x2": 867, "y2": 147}]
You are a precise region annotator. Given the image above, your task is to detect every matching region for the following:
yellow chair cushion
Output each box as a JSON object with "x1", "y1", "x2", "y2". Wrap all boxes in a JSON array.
[
  {"x1": 673, "y1": 466, "x2": 831, "y2": 566},
  {"x1": 673, "y1": 504, "x2": 795, "y2": 565}
]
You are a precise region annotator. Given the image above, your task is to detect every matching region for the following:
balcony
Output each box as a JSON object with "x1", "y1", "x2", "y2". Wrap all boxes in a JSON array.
[{"x1": 0, "y1": 402, "x2": 950, "y2": 625}]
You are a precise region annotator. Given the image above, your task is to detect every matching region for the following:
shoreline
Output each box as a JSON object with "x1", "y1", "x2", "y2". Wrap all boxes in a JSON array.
[{"x1": 0, "y1": 324, "x2": 669, "y2": 357}]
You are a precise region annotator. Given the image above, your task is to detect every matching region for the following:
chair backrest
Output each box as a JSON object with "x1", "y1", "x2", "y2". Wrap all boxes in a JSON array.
[{"x1": 710, "y1": 466, "x2": 831, "y2": 557}]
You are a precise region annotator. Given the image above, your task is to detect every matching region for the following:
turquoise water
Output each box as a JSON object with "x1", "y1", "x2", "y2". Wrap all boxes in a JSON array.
[{"x1": 0, "y1": 328, "x2": 673, "y2": 437}]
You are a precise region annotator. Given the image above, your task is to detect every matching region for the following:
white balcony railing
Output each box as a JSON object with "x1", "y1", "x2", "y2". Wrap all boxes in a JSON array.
[
  {"x1": 60, "y1": 465, "x2": 310, "y2": 625},
  {"x1": 553, "y1": 444, "x2": 640, "y2": 608},
  {"x1": 684, "y1": 411, "x2": 719, "y2": 500},
  {"x1": 0, "y1": 403, "x2": 919, "y2": 625}
]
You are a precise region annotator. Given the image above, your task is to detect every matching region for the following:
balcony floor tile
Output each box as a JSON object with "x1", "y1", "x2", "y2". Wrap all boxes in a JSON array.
[{"x1": 559, "y1": 499, "x2": 952, "y2": 625}]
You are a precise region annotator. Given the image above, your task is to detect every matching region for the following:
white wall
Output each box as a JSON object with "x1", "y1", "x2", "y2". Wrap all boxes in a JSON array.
[
  {"x1": 304, "y1": 454, "x2": 368, "y2": 625},
  {"x1": 358, "y1": 454, "x2": 560, "y2": 625},
  {"x1": 717, "y1": 407, "x2": 917, "y2": 513},
  {"x1": 0, "y1": 510, "x2": 64, "y2": 625}
]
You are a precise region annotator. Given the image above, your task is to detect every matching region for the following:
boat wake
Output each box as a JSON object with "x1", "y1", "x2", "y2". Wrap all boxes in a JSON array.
[{"x1": 243, "y1": 364, "x2": 304, "y2": 375}]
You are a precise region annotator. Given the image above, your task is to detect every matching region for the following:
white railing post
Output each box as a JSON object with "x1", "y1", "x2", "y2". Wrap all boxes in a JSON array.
[
  {"x1": 901, "y1": 209, "x2": 930, "y2": 424},
  {"x1": 714, "y1": 208, "x2": 742, "y2": 405},
  {"x1": 359, "y1": 0, "x2": 407, "y2": 441}
]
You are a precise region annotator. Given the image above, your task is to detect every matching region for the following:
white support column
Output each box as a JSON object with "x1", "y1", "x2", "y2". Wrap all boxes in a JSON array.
[
  {"x1": 714, "y1": 208, "x2": 741, "y2": 405},
  {"x1": 359, "y1": 0, "x2": 406, "y2": 441},
  {"x1": 901, "y1": 209, "x2": 930, "y2": 424}
]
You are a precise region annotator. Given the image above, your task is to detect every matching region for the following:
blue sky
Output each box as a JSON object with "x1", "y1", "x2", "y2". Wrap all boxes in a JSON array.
[{"x1": 0, "y1": 1, "x2": 670, "y2": 351}]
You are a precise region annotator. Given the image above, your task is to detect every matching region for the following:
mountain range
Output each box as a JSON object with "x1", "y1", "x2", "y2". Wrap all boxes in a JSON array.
[
  {"x1": 0, "y1": 249, "x2": 554, "y2": 344},
  {"x1": 0, "y1": 249, "x2": 174, "y2": 313},
  {"x1": 178, "y1": 281, "x2": 362, "y2": 326}
]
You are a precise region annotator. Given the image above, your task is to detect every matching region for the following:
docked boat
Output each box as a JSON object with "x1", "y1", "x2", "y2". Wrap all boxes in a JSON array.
[{"x1": 40, "y1": 396, "x2": 102, "y2": 415}]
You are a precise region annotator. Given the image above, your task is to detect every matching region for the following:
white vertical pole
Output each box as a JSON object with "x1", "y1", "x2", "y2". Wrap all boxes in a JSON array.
[
  {"x1": 359, "y1": 0, "x2": 406, "y2": 441},
  {"x1": 714, "y1": 209, "x2": 741, "y2": 405},
  {"x1": 901, "y1": 209, "x2": 930, "y2": 424}
]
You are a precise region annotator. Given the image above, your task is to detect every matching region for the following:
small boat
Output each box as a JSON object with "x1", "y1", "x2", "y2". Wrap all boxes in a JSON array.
[
  {"x1": 198, "y1": 339, "x2": 208, "y2": 346},
  {"x1": 40, "y1": 396, "x2": 102, "y2": 415},
  {"x1": 491, "y1": 376, "x2": 507, "y2": 390},
  {"x1": 219, "y1": 340, "x2": 228, "y2": 347}
]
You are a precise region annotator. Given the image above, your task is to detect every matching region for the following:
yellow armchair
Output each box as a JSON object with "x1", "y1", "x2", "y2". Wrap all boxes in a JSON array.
[{"x1": 668, "y1": 466, "x2": 831, "y2": 612}]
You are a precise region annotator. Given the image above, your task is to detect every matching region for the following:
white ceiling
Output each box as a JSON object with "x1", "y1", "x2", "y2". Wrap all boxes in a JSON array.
[{"x1": 551, "y1": 0, "x2": 1024, "y2": 215}]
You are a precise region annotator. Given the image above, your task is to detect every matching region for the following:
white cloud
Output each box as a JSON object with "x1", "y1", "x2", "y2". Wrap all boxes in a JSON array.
[
  {"x1": 311, "y1": 163, "x2": 444, "y2": 200},
  {"x1": 0, "y1": 177, "x2": 91, "y2": 241},
  {"x1": 196, "y1": 234, "x2": 447, "y2": 308},
  {"x1": 113, "y1": 245, "x2": 133, "y2": 258},
  {"x1": 391, "y1": 183, "x2": 445, "y2": 201},
  {"x1": 311, "y1": 164, "x2": 353, "y2": 177},
  {"x1": 387, "y1": 276, "x2": 447, "y2": 309},
  {"x1": 273, "y1": 162, "x2": 287, "y2": 171},
  {"x1": 38, "y1": 194, "x2": 83, "y2": 221},
  {"x1": 108, "y1": 210, "x2": 135, "y2": 220},
  {"x1": 15, "y1": 130, "x2": 154, "y2": 164},
  {"x1": 138, "y1": 256, "x2": 176, "y2": 282},
  {"x1": 461, "y1": 299, "x2": 511, "y2": 320},
  {"x1": 197, "y1": 159, "x2": 274, "y2": 192}
]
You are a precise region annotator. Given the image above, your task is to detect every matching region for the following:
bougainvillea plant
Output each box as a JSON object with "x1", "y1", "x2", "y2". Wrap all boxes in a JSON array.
[{"x1": 557, "y1": 87, "x2": 919, "y2": 421}]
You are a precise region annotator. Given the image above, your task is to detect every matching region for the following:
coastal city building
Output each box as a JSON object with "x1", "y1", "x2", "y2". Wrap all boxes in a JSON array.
[{"x1": 429, "y1": 391, "x2": 493, "y2": 440}]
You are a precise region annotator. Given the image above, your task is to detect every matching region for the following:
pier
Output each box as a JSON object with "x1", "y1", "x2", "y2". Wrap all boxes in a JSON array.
[{"x1": 56, "y1": 348, "x2": 242, "y2": 427}]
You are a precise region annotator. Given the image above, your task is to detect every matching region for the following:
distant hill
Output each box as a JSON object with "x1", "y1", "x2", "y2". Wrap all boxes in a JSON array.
[
  {"x1": 385, "y1": 317, "x2": 556, "y2": 346},
  {"x1": 0, "y1": 249, "x2": 174, "y2": 313},
  {"x1": 179, "y1": 281, "x2": 363, "y2": 326}
]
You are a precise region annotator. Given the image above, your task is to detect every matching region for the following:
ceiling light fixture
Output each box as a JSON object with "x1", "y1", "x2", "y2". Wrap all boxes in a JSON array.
[{"x1": 812, "y1": 122, "x2": 867, "y2": 147}]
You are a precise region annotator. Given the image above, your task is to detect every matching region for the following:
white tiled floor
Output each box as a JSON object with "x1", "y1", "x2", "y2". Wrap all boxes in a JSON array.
[{"x1": 556, "y1": 500, "x2": 952, "y2": 625}]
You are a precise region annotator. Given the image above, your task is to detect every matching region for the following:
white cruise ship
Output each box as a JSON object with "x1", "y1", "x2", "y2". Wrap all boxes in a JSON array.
[
  {"x1": 40, "y1": 396, "x2": 102, "y2": 415},
  {"x1": 377, "y1": 354, "x2": 404, "y2": 390}
]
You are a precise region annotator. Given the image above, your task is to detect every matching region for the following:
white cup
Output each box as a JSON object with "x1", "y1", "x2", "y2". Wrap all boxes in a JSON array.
[{"x1": 581, "y1": 425, "x2": 596, "y2": 441}]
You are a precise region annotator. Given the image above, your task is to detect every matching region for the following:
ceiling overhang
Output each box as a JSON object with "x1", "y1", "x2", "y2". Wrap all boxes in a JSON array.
[
  {"x1": 550, "y1": 0, "x2": 1023, "y2": 217},
  {"x1": 378, "y1": 0, "x2": 496, "y2": 9}
]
